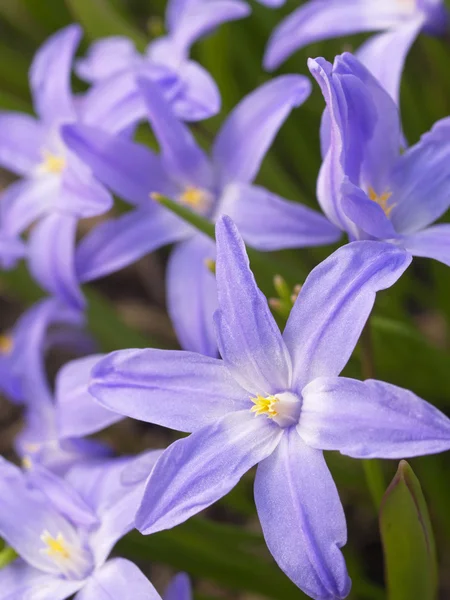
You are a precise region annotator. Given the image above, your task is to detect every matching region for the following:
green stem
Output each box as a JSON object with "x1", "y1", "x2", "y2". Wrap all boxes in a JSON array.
[{"x1": 360, "y1": 320, "x2": 386, "y2": 508}]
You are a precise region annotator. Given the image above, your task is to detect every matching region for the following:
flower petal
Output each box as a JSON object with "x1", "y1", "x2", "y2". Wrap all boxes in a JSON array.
[
  {"x1": 26, "y1": 463, "x2": 99, "y2": 529},
  {"x1": 340, "y1": 179, "x2": 398, "y2": 240},
  {"x1": 75, "y1": 559, "x2": 162, "y2": 600},
  {"x1": 137, "y1": 77, "x2": 212, "y2": 188},
  {"x1": 0, "y1": 232, "x2": 26, "y2": 270},
  {"x1": 0, "y1": 461, "x2": 84, "y2": 575},
  {"x1": 136, "y1": 410, "x2": 282, "y2": 534},
  {"x1": 0, "y1": 112, "x2": 44, "y2": 175},
  {"x1": 309, "y1": 53, "x2": 402, "y2": 233},
  {"x1": 169, "y1": 60, "x2": 221, "y2": 122},
  {"x1": 164, "y1": 573, "x2": 192, "y2": 600},
  {"x1": 62, "y1": 123, "x2": 171, "y2": 205},
  {"x1": 167, "y1": 0, "x2": 250, "y2": 56},
  {"x1": 220, "y1": 182, "x2": 341, "y2": 250},
  {"x1": 0, "y1": 560, "x2": 84, "y2": 600},
  {"x1": 300, "y1": 377, "x2": 450, "y2": 458},
  {"x1": 80, "y1": 69, "x2": 148, "y2": 133},
  {"x1": 255, "y1": 428, "x2": 350, "y2": 599},
  {"x1": 257, "y1": 0, "x2": 284, "y2": 6},
  {"x1": 56, "y1": 354, "x2": 122, "y2": 438},
  {"x1": 213, "y1": 75, "x2": 311, "y2": 187},
  {"x1": 357, "y1": 18, "x2": 424, "y2": 105},
  {"x1": 66, "y1": 455, "x2": 159, "y2": 565},
  {"x1": 76, "y1": 205, "x2": 190, "y2": 283},
  {"x1": 90, "y1": 348, "x2": 248, "y2": 432},
  {"x1": 28, "y1": 213, "x2": 85, "y2": 310},
  {"x1": 167, "y1": 235, "x2": 218, "y2": 356},
  {"x1": 30, "y1": 24, "x2": 81, "y2": 124},
  {"x1": 214, "y1": 216, "x2": 292, "y2": 395},
  {"x1": 401, "y1": 224, "x2": 450, "y2": 266},
  {"x1": 283, "y1": 241, "x2": 411, "y2": 390},
  {"x1": 389, "y1": 117, "x2": 450, "y2": 234},
  {"x1": 0, "y1": 178, "x2": 57, "y2": 236},
  {"x1": 264, "y1": 0, "x2": 414, "y2": 70},
  {"x1": 61, "y1": 164, "x2": 113, "y2": 218},
  {"x1": 75, "y1": 37, "x2": 139, "y2": 83},
  {"x1": 0, "y1": 297, "x2": 81, "y2": 406}
]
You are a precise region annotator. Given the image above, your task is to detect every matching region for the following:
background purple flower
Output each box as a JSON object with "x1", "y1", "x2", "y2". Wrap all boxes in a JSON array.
[
  {"x1": 0, "y1": 25, "x2": 119, "y2": 308},
  {"x1": 0, "y1": 296, "x2": 108, "y2": 474},
  {"x1": 0, "y1": 451, "x2": 162, "y2": 599},
  {"x1": 62, "y1": 75, "x2": 340, "y2": 357},
  {"x1": 75, "y1": 0, "x2": 251, "y2": 128},
  {"x1": 264, "y1": 0, "x2": 448, "y2": 105}
]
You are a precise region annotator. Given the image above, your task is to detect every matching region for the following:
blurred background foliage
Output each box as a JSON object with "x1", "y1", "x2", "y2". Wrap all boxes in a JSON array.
[{"x1": 1, "y1": 0, "x2": 450, "y2": 598}]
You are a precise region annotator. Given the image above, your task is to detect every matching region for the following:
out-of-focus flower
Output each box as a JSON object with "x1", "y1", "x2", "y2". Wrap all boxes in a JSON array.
[
  {"x1": 163, "y1": 573, "x2": 192, "y2": 600},
  {"x1": 309, "y1": 52, "x2": 450, "y2": 267},
  {"x1": 62, "y1": 76, "x2": 340, "y2": 356},
  {"x1": 0, "y1": 451, "x2": 164, "y2": 599},
  {"x1": 0, "y1": 25, "x2": 126, "y2": 308},
  {"x1": 75, "y1": 0, "x2": 251, "y2": 127},
  {"x1": 89, "y1": 217, "x2": 450, "y2": 599},
  {"x1": 264, "y1": 0, "x2": 448, "y2": 105},
  {"x1": 0, "y1": 296, "x2": 107, "y2": 474}
]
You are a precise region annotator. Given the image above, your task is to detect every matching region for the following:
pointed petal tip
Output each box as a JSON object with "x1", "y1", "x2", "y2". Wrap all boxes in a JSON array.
[
  {"x1": 307, "y1": 56, "x2": 332, "y2": 78},
  {"x1": 215, "y1": 215, "x2": 244, "y2": 257}
]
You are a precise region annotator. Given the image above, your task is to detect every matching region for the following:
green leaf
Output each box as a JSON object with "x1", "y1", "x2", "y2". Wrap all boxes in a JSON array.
[
  {"x1": 21, "y1": 0, "x2": 72, "y2": 34},
  {"x1": 380, "y1": 460, "x2": 438, "y2": 600},
  {"x1": 0, "y1": 42, "x2": 31, "y2": 98},
  {"x1": 65, "y1": 0, "x2": 147, "y2": 50},
  {"x1": 370, "y1": 316, "x2": 450, "y2": 406},
  {"x1": 0, "y1": 0, "x2": 45, "y2": 42}
]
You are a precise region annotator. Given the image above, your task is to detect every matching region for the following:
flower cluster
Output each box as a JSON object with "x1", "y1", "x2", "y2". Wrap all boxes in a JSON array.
[{"x1": 0, "y1": 0, "x2": 449, "y2": 598}]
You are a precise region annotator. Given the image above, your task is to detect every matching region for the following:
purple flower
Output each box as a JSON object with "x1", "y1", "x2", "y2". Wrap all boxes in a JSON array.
[
  {"x1": 0, "y1": 25, "x2": 118, "y2": 308},
  {"x1": 89, "y1": 216, "x2": 450, "y2": 599},
  {"x1": 309, "y1": 52, "x2": 450, "y2": 268},
  {"x1": 0, "y1": 298, "x2": 81, "y2": 406},
  {"x1": 0, "y1": 296, "x2": 108, "y2": 474},
  {"x1": 75, "y1": 0, "x2": 251, "y2": 127},
  {"x1": 0, "y1": 451, "x2": 165, "y2": 600},
  {"x1": 264, "y1": 0, "x2": 448, "y2": 105},
  {"x1": 62, "y1": 75, "x2": 340, "y2": 356}
]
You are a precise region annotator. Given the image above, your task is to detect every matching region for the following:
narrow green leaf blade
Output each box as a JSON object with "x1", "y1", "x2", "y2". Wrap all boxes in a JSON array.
[{"x1": 380, "y1": 460, "x2": 438, "y2": 600}]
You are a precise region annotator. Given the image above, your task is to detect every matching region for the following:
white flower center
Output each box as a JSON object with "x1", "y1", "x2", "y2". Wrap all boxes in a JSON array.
[{"x1": 250, "y1": 391, "x2": 301, "y2": 428}]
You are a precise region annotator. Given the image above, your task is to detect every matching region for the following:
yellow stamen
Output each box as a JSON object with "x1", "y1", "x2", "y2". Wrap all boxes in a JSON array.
[
  {"x1": 368, "y1": 186, "x2": 395, "y2": 217},
  {"x1": 22, "y1": 456, "x2": 32, "y2": 470},
  {"x1": 179, "y1": 186, "x2": 208, "y2": 210},
  {"x1": 150, "y1": 192, "x2": 163, "y2": 201},
  {"x1": 250, "y1": 394, "x2": 279, "y2": 418},
  {"x1": 41, "y1": 150, "x2": 66, "y2": 175},
  {"x1": 41, "y1": 532, "x2": 71, "y2": 560},
  {"x1": 0, "y1": 334, "x2": 13, "y2": 354}
]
